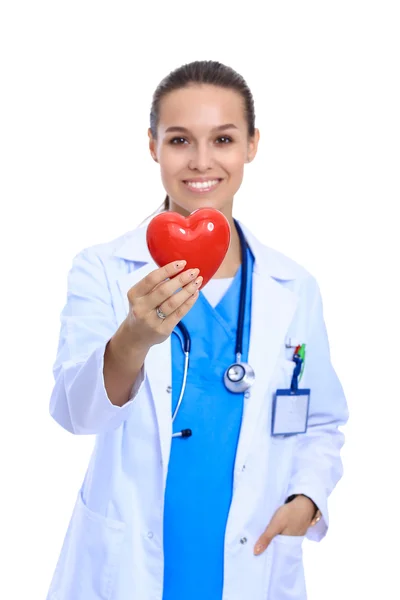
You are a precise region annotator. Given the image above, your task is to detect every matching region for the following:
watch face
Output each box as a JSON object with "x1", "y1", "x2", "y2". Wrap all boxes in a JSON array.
[{"x1": 228, "y1": 364, "x2": 245, "y2": 382}]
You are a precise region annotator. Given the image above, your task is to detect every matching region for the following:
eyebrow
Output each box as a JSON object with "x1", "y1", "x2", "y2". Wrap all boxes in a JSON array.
[{"x1": 165, "y1": 123, "x2": 239, "y2": 134}]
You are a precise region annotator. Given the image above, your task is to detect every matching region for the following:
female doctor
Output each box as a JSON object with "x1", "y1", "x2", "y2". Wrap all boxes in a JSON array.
[{"x1": 47, "y1": 60, "x2": 348, "y2": 600}]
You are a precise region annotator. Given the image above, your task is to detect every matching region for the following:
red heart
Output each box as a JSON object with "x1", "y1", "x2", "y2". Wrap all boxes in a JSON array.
[{"x1": 146, "y1": 208, "x2": 231, "y2": 288}]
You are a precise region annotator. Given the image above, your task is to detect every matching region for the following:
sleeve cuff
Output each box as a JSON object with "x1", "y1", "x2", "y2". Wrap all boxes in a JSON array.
[
  {"x1": 98, "y1": 340, "x2": 147, "y2": 408},
  {"x1": 66, "y1": 342, "x2": 147, "y2": 435}
]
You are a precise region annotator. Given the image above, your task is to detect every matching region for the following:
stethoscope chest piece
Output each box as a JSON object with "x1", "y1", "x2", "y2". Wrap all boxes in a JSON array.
[{"x1": 224, "y1": 361, "x2": 255, "y2": 393}]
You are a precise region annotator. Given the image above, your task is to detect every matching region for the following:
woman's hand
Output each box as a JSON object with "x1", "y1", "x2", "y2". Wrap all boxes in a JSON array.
[
  {"x1": 104, "y1": 260, "x2": 202, "y2": 407},
  {"x1": 254, "y1": 495, "x2": 319, "y2": 555},
  {"x1": 125, "y1": 260, "x2": 203, "y2": 351}
]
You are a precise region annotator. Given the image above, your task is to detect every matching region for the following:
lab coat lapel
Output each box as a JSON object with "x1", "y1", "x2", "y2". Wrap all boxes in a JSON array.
[
  {"x1": 234, "y1": 228, "x2": 298, "y2": 468},
  {"x1": 116, "y1": 247, "x2": 172, "y2": 474}
]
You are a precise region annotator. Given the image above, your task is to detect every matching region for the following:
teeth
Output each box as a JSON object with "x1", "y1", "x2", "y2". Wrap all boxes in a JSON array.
[{"x1": 186, "y1": 180, "x2": 219, "y2": 189}]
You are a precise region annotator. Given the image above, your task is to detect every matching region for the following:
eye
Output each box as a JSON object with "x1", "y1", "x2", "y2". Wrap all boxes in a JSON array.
[
  {"x1": 170, "y1": 137, "x2": 188, "y2": 145},
  {"x1": 216, "y1": 136, "x2": 233, "y2": 144}
]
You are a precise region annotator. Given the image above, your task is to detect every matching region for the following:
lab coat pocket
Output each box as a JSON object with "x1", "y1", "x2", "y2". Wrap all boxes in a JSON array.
[
  {"x1": 267, "y1": 535, "x2": 307, "y2": 600},
  {"x1": 48, "y1": 491, "x2": 126, "y2": 600}
]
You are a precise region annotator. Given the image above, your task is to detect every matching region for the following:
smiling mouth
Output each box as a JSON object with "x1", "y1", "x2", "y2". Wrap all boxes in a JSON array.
[{"x1": 183, "y1": 179, "x2": 223, "y2": 193}]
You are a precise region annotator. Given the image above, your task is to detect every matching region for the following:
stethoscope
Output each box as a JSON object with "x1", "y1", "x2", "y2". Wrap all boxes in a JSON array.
[{"x1": 172, "y1": 220, "x2": 255, "y2": 439}]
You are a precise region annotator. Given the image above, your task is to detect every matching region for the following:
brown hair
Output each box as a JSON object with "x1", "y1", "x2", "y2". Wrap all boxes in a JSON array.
[{"x1": 150, "y1": 60, "x2": 256, "y2": 211}]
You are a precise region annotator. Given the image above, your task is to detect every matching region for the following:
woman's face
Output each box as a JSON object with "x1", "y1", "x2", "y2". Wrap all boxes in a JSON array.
[{"x1": 149, "y1": 84, "x2": 259, "y2": 217}]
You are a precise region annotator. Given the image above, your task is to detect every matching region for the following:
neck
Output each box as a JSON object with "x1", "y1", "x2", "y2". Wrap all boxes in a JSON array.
[
  {"x1": 214, "y1": 219, "x2": 241, "y2": 279},
  {"x1": 168, "y1": 199, "x2": 241, "y2": 279}
]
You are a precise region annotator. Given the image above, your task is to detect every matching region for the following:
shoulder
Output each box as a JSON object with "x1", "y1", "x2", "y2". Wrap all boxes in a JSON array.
[
  {"x1": 262, "y1": 243, "x2": 311, "y2": 282},
  {"x1": 240, "y1": 223, "x2": 321, "y2": 311},
  {"x1": 241, "y1": 223, "x2": 313, "y2": 283},
  {"x1": 73, "y1": 226, "x2": 149, "y2": 270}
]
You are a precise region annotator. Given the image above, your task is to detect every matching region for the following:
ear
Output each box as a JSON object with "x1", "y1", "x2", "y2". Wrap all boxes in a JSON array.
[
  {"x1": 148, "y1": 128, "x2": 159, "y2": 163},
  {"x1": 246, "y1": 128, "x2": 260, "y2": 163}
]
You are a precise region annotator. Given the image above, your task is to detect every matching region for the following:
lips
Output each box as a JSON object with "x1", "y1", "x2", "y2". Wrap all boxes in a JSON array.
[{"x1": 183, "y1": 179, "x2": 222, "y2": 192}]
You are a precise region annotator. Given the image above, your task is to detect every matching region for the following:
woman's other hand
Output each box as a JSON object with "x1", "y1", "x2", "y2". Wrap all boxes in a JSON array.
[{"x1": 253, "y1": 495, "x2": 320, "y2": 555}]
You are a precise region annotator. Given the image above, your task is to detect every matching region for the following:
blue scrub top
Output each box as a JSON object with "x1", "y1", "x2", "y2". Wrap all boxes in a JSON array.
[{"x1": 163, "y1": 248, "x2": 254, "y2": 600}]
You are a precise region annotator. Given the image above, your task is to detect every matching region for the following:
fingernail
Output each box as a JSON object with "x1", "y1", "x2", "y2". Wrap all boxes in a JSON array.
[
  {"x1": 254, "y1": 544, "x2": 263, "y2": 555},
  {"x1": 189, "y1": 269, "x2": 199, "y2": 278},
  {"x1": 175, "y1": 260, "x2": 186, "y2": 269},
  {"x1": 194, "y1": 276, "x2": 203, "y2": 286}
]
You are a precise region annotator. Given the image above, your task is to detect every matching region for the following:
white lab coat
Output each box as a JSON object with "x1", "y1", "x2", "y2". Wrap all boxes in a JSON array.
[{"x1": 47, "y1": 222, "x2": 348, "y2": 600}]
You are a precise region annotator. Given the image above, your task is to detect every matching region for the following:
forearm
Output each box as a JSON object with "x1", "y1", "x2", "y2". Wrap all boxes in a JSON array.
[
  {"x1": 285, "y1": 423, "x2": 346, "y2": 541},
  {"x1": 104, "y1": 320, "x2": 150, "y2": 407}
]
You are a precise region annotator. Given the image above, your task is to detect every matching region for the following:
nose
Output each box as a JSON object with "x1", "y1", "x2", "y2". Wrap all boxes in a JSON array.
[{"x1": 188, "y1": 142, "x2": 214, "y2": 172}]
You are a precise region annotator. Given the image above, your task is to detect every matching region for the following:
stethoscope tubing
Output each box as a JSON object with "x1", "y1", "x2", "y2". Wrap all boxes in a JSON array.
[
  {"x1": 171, "y1": 220, "x2": 252, "y2": 437},
  {"x1": 175, "y1": 219, "x2": 248, "y2": 359},
  {"x1": 172, "y1": 350, "x2": 189, "y2": 423}
]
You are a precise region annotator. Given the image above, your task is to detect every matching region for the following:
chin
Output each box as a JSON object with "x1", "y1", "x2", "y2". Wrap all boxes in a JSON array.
[{"x1": 171, "y1": 193, "x2": 232, "y2": 215}]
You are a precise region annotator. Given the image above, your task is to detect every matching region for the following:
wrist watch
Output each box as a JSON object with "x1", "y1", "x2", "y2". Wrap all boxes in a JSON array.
[{"x1": 285, "y1": 494, "x2": 322, "y2": 525}]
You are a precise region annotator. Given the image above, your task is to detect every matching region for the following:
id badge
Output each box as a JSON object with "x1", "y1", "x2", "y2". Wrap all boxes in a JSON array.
[{"x1": 271, "y1": 389, "x2": 311, "y2": 436}]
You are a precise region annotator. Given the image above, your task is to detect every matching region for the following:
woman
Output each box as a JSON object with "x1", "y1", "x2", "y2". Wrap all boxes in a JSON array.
[{"x1": 47, "y1": 60, "x2": 348, "y2": 600}]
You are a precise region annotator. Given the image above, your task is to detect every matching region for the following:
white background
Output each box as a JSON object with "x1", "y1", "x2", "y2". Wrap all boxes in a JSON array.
[{"x1": 1, "y1": 1, "x2": 399, "y2": 598}]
